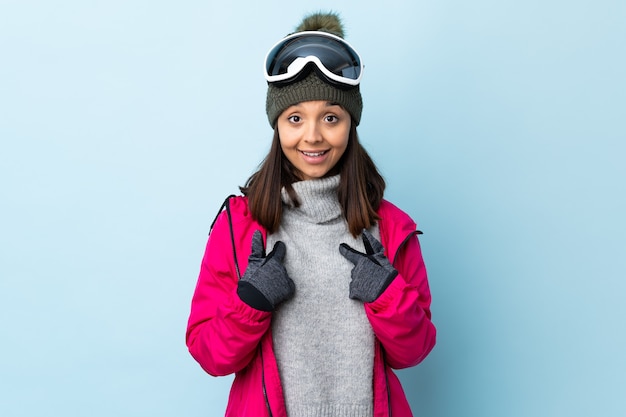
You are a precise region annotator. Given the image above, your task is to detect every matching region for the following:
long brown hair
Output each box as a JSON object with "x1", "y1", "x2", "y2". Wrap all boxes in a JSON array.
[{"x1": 240, "y1": 123, "x2": 385, "y2": 237}]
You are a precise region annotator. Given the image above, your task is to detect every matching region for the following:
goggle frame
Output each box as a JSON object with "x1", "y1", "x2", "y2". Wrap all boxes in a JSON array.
[{"x1": 264, "y1": 31, "x2": 364, "y2": 87}]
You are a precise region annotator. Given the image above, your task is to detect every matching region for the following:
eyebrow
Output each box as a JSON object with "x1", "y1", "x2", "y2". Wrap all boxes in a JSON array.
[{"x1": 291, "y1": 101, "x2": 342, "y2": 109}]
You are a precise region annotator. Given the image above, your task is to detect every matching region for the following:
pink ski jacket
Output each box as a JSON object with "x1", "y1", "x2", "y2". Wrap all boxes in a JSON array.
[{"x1": 186, "y1": 196, "x2": 436, "y2": 417}]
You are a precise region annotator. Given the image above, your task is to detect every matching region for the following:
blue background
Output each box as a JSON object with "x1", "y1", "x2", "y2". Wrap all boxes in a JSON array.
[{"x1": 1, "y1": 1, "x2": 624, "y2": 416}]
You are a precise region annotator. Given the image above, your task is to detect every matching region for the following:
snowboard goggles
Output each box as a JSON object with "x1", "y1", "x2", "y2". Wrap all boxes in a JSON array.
[{"x1": 264, "y1": 31, "x2": 364, "y2": 87}]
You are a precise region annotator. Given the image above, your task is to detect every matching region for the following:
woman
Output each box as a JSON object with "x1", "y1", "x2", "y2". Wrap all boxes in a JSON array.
[{"x1": 186, "y1": 12, "x2": 436, "y2": 417}]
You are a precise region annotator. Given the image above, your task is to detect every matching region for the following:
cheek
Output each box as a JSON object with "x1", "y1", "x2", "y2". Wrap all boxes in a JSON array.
[
  {"x1": 278, "y1": 137, "x2": 299, "y2": 166},
  {"x1": 335, "y1": 132, "x2": 350, "y2": 156},
  {"x1": 335, "y1": 146, "x2": 348, "y2": 164},
  {"x1": 277, "y1": 135, "x2": 291, "y2": 153},
  {"x1": 279, "y1": 140, "x2": 297, "y2": 156},
  {"x1": 277, "y1": 126, "x2": 297, "y2": 151}
]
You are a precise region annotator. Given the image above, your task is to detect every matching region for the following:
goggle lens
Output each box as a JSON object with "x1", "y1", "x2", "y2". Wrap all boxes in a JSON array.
[{"x1": 264, "y1": 32, "x2": 363, "y2": 86}]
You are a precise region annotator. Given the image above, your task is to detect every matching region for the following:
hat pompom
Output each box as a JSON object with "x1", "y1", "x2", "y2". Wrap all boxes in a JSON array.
[{"x1": 295, "y1": 11, "x2": 345, "y2": 38}]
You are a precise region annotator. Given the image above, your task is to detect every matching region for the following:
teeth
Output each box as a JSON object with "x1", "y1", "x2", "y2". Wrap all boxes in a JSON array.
[{"x1": 302, "y1": 151, "x2": 326, "y2": 157}]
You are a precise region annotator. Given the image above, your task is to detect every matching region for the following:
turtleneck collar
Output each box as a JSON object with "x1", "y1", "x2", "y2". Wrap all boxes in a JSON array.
[{"x1": 281, "y1": 175, "x2": 342, "y2": 224}]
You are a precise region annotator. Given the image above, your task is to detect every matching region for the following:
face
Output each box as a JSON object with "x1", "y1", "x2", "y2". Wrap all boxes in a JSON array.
[{"x1": 277, "y1": 100, "x2": 351, "y2": 181}]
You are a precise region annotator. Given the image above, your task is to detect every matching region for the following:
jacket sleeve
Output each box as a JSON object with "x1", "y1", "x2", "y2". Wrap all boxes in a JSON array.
[
  {"x1": 365, "y1": 233, "x2": 436, "y2": 369},
  {"x1": 185, "y1": 210, "x2": 272, "y2": 376}
]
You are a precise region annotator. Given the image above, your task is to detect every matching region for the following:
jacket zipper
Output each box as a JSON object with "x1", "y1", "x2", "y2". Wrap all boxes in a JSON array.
[
  {"x1": 391, "y1": 230, "x2": 422, "y2": 267},
  {"x1": 386, "y1": 229, "x2": 422, "y2": 416},
  {"x1": 220, "y1": 195, "x2": 273, "y2": 416},
  {"x1": 382, "y1": 347, "x2": 392, "y2": 417},
  {"x1": 259, "y1": 345, "x2": 274, "y2": 417},
  {"x1": 210, "y1": 194, "x2": 242, "y2": 280}
]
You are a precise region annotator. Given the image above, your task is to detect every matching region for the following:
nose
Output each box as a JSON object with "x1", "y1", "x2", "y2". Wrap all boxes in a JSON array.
[{"x1": 303, "y1": 120, "x2": 323, "y2": 144}]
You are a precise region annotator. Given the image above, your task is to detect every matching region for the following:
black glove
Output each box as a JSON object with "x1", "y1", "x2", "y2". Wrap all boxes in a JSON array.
[
  {"x1": 237, "y1": 230, "x2": 295, "y2": 311},
  {"x1": 339, "y1": 229, "x2": 398, "y2": 303}
]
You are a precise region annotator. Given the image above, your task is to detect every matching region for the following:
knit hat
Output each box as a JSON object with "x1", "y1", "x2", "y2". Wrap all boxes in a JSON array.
[{"x1": 265, "y1": 12, "x2": 363, "y2": 127}]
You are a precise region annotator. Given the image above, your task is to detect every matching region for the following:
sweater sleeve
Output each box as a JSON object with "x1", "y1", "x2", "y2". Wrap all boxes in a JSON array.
[
  {"x1": 185, "y1": 210, "x2": 272, "y2": 376},
  {"x1": 364, "y1": 232, "x2": 436, "y2": 369}
]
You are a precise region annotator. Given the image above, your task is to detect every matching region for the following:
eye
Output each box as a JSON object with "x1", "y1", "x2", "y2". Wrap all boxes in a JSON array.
[
  {"x1": 324, "y1": 115, "x2": 338, "y2": 123},
  {"x1": 287, "y1": 115, "x2": 301, "y2": 123}
]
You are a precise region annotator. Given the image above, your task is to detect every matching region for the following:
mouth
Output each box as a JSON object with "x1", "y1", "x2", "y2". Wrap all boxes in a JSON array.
[{"x1": 299, "y1": 150, "x2": 329, "y2": 157}]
